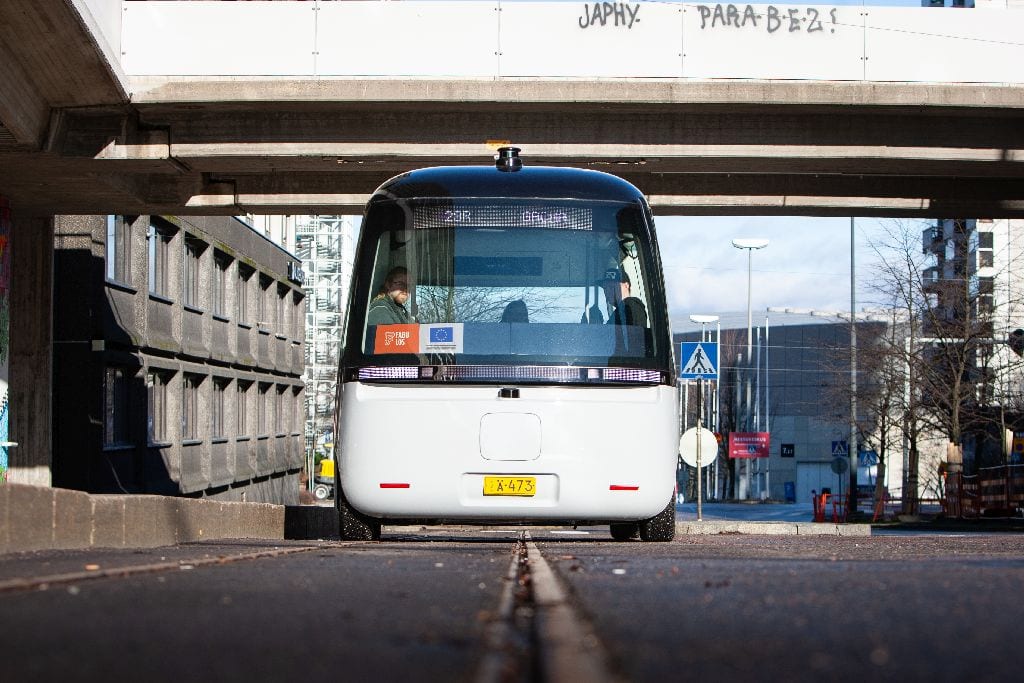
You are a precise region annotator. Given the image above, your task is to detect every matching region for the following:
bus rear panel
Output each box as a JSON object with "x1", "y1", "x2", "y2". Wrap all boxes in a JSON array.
[{"x1": 335, "y1": 149, "x2": 679, "y2": 540}]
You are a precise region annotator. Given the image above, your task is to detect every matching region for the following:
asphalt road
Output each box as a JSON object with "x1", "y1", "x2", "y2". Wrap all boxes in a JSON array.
[{"x1": 2, "y1": 528, "x2": 1023, "y2": 682}]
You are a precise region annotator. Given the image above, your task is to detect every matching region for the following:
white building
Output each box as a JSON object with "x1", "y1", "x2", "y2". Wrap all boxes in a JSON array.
[
  {"x1": 247, "y1": 214, "x2": 360, "y2": 463},
  {"x1": 922, "y1": 218, "x2": 1024, "y2": 410}
]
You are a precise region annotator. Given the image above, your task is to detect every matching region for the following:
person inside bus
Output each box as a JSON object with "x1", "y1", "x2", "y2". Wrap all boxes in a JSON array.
[
  {"x1": 367, "y1": 266, "x2": 413, "y2": 325},
  {"x1": 500, "y1": 299, "x2": 529, "y2": 323},
  {"x1": 598, "y1": 267, "x2": 647, "y2": 328}
]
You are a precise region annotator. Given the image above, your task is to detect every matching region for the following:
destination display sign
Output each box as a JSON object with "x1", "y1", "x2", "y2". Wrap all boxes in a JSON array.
[{"x1": 414, "y1": 204, "x2": 593, "y2": 230}]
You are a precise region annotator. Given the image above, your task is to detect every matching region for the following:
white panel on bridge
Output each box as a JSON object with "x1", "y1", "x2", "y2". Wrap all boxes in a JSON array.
[
  {"x1": 116, "y1": 1, "x2": 1024, "y2": 84},
  {"x1": 317, "y1": 2, "x2": 500, "y2": 78},
  {"x1": 82, "y1": 0, "x2": 123, "y2": 62},
  {"x1": 122, "y1": 1, "x2": 316, "y2": 76},
  {"x1": 865, "y1": 8, "x2": 1024, "y2": 83},
  {"x1": 682, "y1": 4, "x2": 865, "y2": 81},
  {"x1": 499, "y1": 2, "x2": 682, "y2": 78}
]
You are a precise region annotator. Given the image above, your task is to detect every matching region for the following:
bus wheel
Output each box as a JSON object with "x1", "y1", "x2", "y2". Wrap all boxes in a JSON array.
[
  {"x1": 313, "y1": 484, "x2": 330, "y2": 501},
  {"x1": 638, "y1": 498, "x2": 676, "y2": 542},
  {"x1": 609, "y1": 522, "x2": 640, "y2": 541},
  {"x1": 337, "y1": 490, "x2": 381, "y2": 541}
]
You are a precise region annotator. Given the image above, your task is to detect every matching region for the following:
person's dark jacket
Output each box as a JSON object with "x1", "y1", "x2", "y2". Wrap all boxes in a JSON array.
[
  {"x1": 367, "y1": 296, "x2": 412, "y2": 325},
  {"x1": 608, "y1": 297, "x2": 647, "y2": 328}
]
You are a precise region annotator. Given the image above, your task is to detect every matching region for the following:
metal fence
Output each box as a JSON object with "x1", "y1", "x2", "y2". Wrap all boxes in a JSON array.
[{"x1": 946, "y1": 465, "x2": 1024, "y2": 518}]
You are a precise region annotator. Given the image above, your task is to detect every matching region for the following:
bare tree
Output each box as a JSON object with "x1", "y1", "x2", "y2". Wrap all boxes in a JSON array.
[
  {"x1": 856, "y1": 219, "x2": 1024, "y2": 513},
  {"x1": 414, "y1": 286, "x2": 572, "y2": 324}
]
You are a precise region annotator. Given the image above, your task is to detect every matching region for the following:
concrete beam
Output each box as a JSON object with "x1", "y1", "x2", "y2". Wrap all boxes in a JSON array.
[
  {"x1": 128, "y1": 78, "x2": 1024, "y2": 114},
  {"x1": 0, "y1": 1, "x2": 126, "y2": 108},
  {"x1": 4, "y1": 77, "x2": 1024, "y2": 217},
  {"x1": 0, "y1": 38, "x2": 50, "y2": 146}
]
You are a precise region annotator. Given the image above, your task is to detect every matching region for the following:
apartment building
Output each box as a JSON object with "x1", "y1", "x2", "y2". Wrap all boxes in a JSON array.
[
  {"x1": 921, "y1": 219, "x2": 1024, "y2": 393},
  {"x1": 52, "y1": 215, "x2": 306, "y2": 504}
]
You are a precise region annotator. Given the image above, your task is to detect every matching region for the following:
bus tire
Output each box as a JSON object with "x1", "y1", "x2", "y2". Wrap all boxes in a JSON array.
[
  {"x1": 609, "y1": 522, "x2": 640, "y2": 541},
  {"x1": 638, "y1": 498, "x2": 676, "y2": 542},
  {"x1": 337, "y1": 489, "x2": 381, "y2": 541}
]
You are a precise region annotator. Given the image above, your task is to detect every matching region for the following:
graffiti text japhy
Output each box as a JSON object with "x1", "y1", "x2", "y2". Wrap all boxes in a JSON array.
[
  {"x1": 697, "y1": 5, "x2": 838, "y2": 34},
  {"x1": 578, "y1": 3, "x2": 641, "y2": 30}
]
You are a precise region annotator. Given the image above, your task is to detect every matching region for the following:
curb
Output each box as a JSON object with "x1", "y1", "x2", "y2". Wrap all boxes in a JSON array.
[
  {"x1": 0, "y1": 483, "x2": 286, "y2": 554},
  {"x1": 676, "y1": 520, "x2": 871, "y2": 536},
  {"x1": 2, "y1": 483, "x2": 872, "y2": 554}
]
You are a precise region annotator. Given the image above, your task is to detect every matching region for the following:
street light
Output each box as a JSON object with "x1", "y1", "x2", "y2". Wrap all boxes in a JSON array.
[
  {"x1": 731, "y1": 238, "x2": 770, "y2": 361},
  {"x1": 732, "y1": 238, "x2": 768, "y2": 500}
]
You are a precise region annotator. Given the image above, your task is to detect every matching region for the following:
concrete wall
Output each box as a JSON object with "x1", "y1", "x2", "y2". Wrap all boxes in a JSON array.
[
  {"x1": 0, "y1": 483, "x2": 285, "y2": 554},
  {"x1": 7, "y1": 215, "x2": 52, "y2": 487}
]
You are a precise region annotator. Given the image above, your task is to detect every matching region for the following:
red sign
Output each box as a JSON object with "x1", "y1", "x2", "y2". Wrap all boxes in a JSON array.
[
  {"x1": 373, "y1": 324, "x2": 420, "y2": 354},
  {"x1": 728, "y1": 432, "x2": 770, "y2": 459}
]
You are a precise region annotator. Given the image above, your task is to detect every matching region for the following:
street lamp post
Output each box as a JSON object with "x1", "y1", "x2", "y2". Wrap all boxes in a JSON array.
[{"x1": 732, "y1": 238, "x2": 769, "y2": 500}]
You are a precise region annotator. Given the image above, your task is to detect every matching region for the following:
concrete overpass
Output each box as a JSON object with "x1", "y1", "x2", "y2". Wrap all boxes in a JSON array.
[
  {"x1": 1, "y1": 0, "x2": 1024, "y2": 488},
  {"x1": 2, "y1": 1, "x2": 1024, "y2": 219}
]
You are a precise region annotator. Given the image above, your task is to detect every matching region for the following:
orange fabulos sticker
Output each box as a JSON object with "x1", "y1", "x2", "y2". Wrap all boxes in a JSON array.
[{"x1": 374, "y1": 324, "x2": 420, "y2": 354}]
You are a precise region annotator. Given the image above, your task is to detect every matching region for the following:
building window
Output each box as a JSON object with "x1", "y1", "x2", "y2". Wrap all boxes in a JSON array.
[
  {"x1": 106, "y1": 215, "x2": 130, "y2": 284},
  {"x1": 258, "y1": 382, "x2": 271, "y2": 435},
  {"x1": 274, "y1": 386, "x2": 285, "y2": 435},
  {"x1": 211, "y1": 378, "x2": 228, "y2": 439},
  {"x1": 148, "y1": 221, "x2": 172, "y2": 297},
  {"x1": 213, "y1": 252, "x2": 230, "y2": 318},
  {"x1": 182, "y1": 373, "x2": 202, "y2": 440},
  {"x1": 277, "y1": 284, "x2": 287, "y2": 335},
  {"x1": 105, "y1": 366, "x2": 131, "y2": 446},
  {"x1": 236, "y1": 380, "x2": 250, "y2": 436},
  {"x1": 147, "y1": 370, "x2": 170, "y2": 444},
  {"x1": 237, "y1": 264, "x2": 252, "y2": 324},
  {"x1": 183, "y1": 237, "x2": 204, "y2": 309},
  {"x1": 258, "y1": 274, "x2": 271, "y2": 327}
]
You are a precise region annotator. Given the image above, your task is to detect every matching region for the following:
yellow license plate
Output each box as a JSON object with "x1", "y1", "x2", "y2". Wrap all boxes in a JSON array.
[{"x1": 483, "y1": 476, "x2": 537, "y2": 497}]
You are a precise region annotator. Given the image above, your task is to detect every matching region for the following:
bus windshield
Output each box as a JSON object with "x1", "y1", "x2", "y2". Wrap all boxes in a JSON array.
[{"x1": 344, "y1": 197, "x2": 671, "y2": 383}]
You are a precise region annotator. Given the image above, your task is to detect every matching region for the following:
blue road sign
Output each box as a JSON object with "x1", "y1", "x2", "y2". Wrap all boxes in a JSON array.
[
  {"x1": 680, "y1": 342, "x2": 718, "y2": 379},
  {"x1": 832, "y1": 440, "x2": 849, "y2": 458}
]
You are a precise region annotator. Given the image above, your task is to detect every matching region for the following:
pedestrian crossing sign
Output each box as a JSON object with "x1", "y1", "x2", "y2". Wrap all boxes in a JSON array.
[{"x1": 679, "y1": 342, "x2": 718, "y2": 379}]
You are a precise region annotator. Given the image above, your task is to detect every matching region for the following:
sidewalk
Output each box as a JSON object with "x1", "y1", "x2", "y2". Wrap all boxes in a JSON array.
[
  {"x1": 674, "y1": 501, "x2": 870, "y2": 536},
  {"x1": 677, "y1": 502, "x2": 816, "y2": 522}
]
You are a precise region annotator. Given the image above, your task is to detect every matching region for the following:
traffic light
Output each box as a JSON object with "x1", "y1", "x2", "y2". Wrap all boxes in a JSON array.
[{"x1": 1009, "y1": 329, "x2": 1024, "y2": 357}]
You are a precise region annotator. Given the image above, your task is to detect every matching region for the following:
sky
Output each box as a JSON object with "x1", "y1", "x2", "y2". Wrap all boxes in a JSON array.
[{"x1": 656, "y1": 215, "x2": 929, "y2": 319}]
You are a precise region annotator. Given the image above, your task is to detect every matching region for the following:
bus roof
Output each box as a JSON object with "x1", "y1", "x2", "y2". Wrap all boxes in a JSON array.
[{"x1": 371, "y1": 164, "x2": 649, "y2": 205}]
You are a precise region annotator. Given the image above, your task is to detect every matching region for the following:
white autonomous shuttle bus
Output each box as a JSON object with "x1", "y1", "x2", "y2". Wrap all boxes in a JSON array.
[{"x1": 334, "y1": 148, "x2": 678, "y2": 541}]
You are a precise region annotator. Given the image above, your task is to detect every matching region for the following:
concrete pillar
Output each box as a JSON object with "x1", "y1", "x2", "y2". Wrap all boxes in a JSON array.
[{"x1": 7, "y1": 214, "x2": 53, "y2": 485}]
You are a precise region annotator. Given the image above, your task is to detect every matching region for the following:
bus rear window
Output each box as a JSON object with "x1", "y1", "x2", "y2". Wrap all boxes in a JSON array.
[{"x1": 347, "y1": 198, "x2": 667, "y2": 377}]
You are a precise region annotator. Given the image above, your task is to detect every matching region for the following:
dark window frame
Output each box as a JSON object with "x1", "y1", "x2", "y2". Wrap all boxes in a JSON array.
[
  {"x1": 104, "y1": 366, "x2": 132, "y2": 447},
  {"x1": 106, "y1": 215, "x2": 131, "y2": 285}
]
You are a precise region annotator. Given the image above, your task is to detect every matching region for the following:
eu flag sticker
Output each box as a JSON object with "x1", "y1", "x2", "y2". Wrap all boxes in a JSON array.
[
  {"x1": 430, "y1": 326, "x2": 454, "y2": 343},
  {"x1": 420, "y1": 323, "x2": 463, "y2": 354}
]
